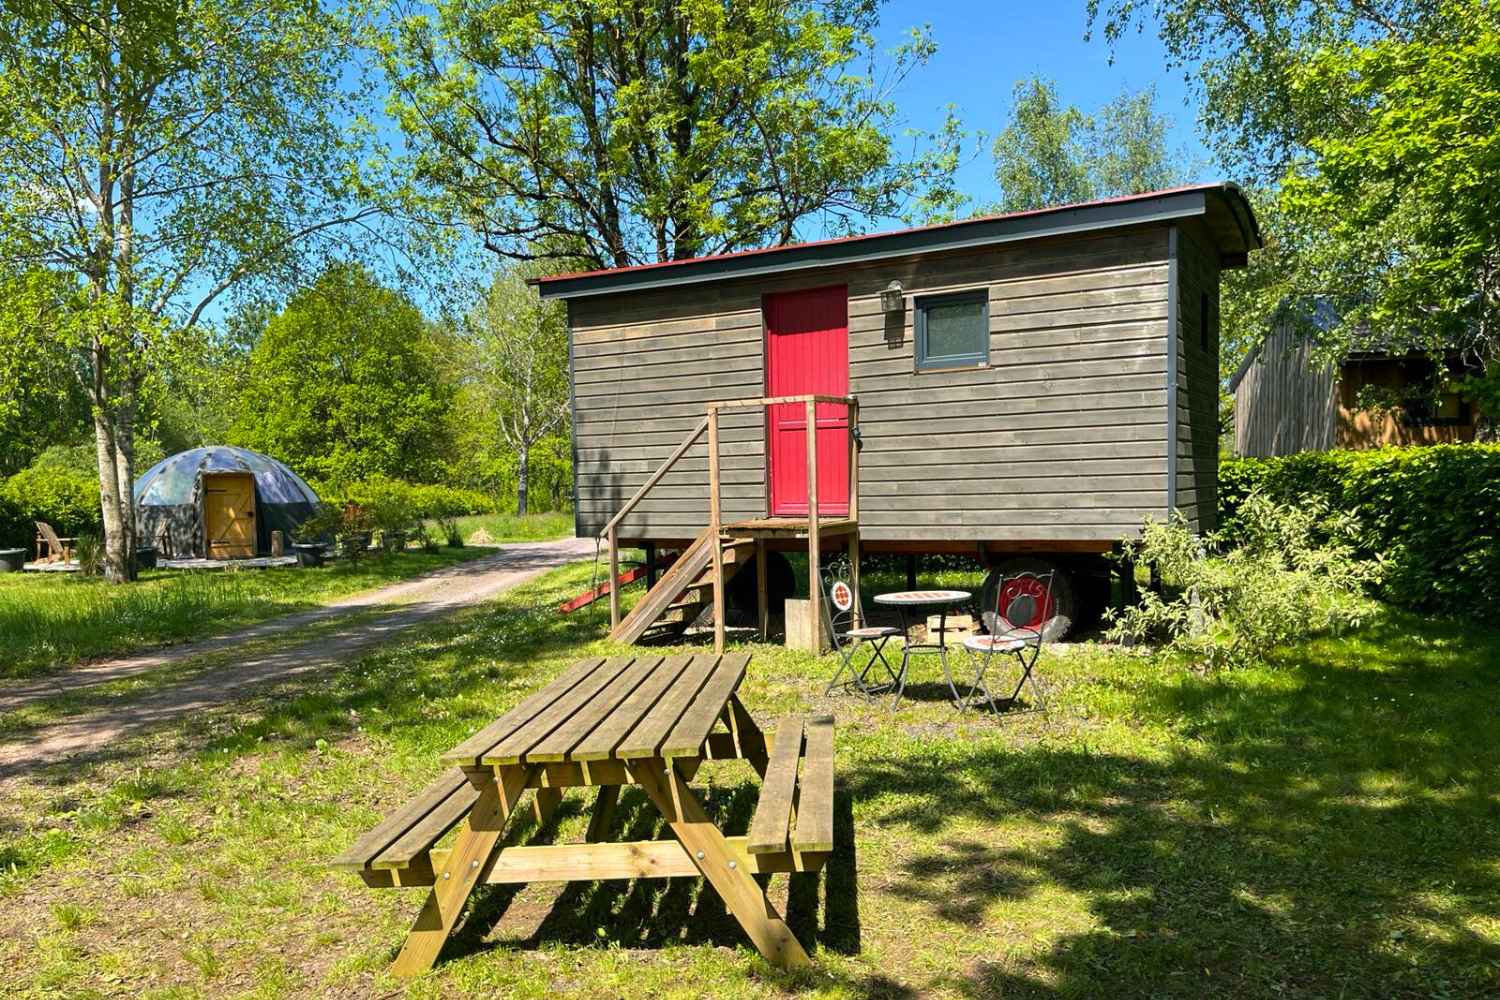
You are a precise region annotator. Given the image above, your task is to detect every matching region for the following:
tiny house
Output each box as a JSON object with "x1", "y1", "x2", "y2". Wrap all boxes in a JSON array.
[{"x1": 535, "y1": 184, "x2": 1261, "y2": 641}]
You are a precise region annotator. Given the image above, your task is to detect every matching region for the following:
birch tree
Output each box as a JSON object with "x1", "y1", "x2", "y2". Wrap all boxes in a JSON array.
[
  {"x1": 0, "y1": 0, "x2": 383, "y2": 579},
  {"x1": 463, "y1": 269, "x2": 569, "y2": 515}
]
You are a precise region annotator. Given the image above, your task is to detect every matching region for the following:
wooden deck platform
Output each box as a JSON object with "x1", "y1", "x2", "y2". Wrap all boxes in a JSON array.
[{"x1": 724, "y1": 517, "x2": 858, "y2": 539}]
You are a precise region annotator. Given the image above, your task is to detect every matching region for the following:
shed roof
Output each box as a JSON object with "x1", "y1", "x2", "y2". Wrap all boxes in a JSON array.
[{"x1": 533, "y1": 183, "x2": 1261, "y2": 301}]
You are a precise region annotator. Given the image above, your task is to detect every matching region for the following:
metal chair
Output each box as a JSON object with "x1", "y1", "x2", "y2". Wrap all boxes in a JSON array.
[
  {"x1": 961, "y1": 570, "x2": 1069, "y2": 713},
  {"x1": 820, "y1": 566, "x2": 902, "y2": 697}
]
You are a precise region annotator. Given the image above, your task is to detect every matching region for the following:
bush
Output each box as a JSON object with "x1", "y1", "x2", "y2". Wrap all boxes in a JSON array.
[
  {"x1": 0, "y1": 464, "x2": 102, "y2": 544},
  {"x1": 1220, "y1": 445, "x2": 1500, "y2": 617},
  {"x1": 0, "y1": 492, "x2": 29, "y2": 552},
  {"x1": 1107, "y1": 496, "x2": 1382, "y2": 669},
  {"x1": 311, "y1": 477, "x2": 499, "y2": 520}
]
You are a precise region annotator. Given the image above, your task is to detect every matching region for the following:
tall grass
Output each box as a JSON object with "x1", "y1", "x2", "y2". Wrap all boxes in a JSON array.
[{"x1": 439, "y1": 510, "x2": 573, "y2": 543}]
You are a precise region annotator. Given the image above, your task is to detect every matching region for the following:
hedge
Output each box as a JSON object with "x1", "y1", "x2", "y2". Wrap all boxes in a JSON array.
[
  {"x1": 312, "y1": 477, "x2": 501, "y2": 520},
  {"x1": 0, "y1": 465, "x2": 103, "y2": 551},
  {"x1": 1219, "y1": 445, "x2": 1500, "y2": 617}
]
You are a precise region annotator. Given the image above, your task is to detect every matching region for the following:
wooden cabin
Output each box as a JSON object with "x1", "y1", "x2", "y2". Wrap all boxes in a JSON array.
[
  {"x1": 534, "y1": 184, "x2": 1261, "y2": 644},
  {"x1": 1231, "y1": 318, "x2": 1482, "y2": 457}
]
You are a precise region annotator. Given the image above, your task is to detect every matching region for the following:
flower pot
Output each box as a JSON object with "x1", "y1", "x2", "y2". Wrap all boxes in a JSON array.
[
  {"x1": 133, "y1": 546, "x2": 158, "y2": 570},
  {"x1": 0, "y1": 548, "x2": 24, "y2": 572},
  {"x1": 292, "y1": 543, "x2": 325, "y2": 567}
]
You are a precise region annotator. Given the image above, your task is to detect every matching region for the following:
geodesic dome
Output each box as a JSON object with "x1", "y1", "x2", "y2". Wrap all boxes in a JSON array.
[{"x1": 134, "y1": 446, "x2": 320, "y2": 558}]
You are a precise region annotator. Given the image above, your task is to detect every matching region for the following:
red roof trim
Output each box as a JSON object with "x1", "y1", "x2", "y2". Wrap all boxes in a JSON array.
[{"x1": 532, "y1": 183, "x2": 1244, "y2": 286}]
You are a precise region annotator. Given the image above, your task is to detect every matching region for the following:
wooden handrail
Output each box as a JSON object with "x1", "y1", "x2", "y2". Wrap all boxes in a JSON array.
[
  {"x1": 598, "y1": 415, "x2": 710, "y2": 540},
  {"x1": 707, "y1": 393, "x2": 855, "y2": 411}
]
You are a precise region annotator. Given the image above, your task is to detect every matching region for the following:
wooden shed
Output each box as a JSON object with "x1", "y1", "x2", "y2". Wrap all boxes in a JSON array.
[
  {"x1": 535, "y1": 183, "x2": 1261, "y2": 644},
  {"x1": 1231, "y1": 317, "x2": 1482, "y2": 457}
]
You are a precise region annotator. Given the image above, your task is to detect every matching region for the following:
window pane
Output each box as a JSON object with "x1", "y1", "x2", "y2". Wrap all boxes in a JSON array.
[{"x1": 924, "y1": 299, "x2": 985, "y2": 361}]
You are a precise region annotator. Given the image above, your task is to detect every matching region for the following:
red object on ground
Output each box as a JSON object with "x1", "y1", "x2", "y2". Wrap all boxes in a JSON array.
[
  {"x1": 558, "y1": 553, "x2": 678, "y2": 614},
  {"x1": 764, "y1": 285, "x2": 850, "y2": 517}
]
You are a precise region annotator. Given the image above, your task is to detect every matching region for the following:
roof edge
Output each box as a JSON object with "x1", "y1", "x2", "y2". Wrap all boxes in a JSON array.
[{"x1": 534, "y1": 183, "x2": 1260, "y2": 301}]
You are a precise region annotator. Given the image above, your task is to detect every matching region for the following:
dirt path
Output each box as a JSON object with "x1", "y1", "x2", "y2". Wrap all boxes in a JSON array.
[{"x1": 0, "y1": 536, "x2": 595, "y2": 776}]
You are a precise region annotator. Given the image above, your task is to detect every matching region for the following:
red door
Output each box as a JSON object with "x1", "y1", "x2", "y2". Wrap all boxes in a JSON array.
[{"x1": 765, "y1": 286, "x2": 849, "y2": 516}]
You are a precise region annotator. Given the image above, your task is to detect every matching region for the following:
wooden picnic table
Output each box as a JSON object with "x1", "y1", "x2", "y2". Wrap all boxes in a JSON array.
[{"x1": 333, "y1": 652, "x2": 834, "y2": 976}]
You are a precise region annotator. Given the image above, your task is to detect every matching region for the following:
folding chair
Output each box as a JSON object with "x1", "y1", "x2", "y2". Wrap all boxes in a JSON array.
[
  {"x1": 960, "y1": 570, "x2": 1070, "y2": 713},
  {"x1": 821, "y1": 567, "x2": 902, "y2": 697}
]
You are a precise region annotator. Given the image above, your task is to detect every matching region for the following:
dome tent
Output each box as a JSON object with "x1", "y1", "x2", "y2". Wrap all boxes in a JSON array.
[{"x1": 134, "y1": 446, "x2": 319, "y2": 559}]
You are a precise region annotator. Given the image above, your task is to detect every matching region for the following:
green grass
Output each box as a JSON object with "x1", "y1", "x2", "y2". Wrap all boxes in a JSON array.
[
  {"x1": 437, "y1": 511, "x2": 573, "y2": 544},
  {"x1": 2, "y1": 561, "x2": 1497, "y2": 998},
  {"x1": 0, "y1": 547, "x2": 491, "y2": 679}
]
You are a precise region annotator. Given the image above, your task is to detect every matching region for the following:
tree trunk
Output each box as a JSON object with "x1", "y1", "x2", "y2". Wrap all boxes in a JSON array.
[
  {"x1": 516, "y1": 440, "x2": 530, "y2": 517},
  {"x1": 93, "y1": 408, "x2": 133, "y2": 582}
]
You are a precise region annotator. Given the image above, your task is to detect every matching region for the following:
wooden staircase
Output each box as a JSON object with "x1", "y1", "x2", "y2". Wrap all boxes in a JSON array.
[{"x1": 610, "y1": 528, "x2": 755, "y2": 644}]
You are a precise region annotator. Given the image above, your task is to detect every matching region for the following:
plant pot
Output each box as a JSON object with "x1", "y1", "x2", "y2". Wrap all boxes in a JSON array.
[
  {"x1": 292, "y1": 543, "x2": 325, "y2": 567},
  {"x1": 338, "y1": 532, "x2": 372, "y2": 558},
  {"x1": 381, "y1": 531, "x2": 407, "y2": 554},
  {"x1": 0, "y1": 548, "x2": 23, "y2": 572},
  {"x1": 133, "y1": 546, "x2": 158, "y2": 570}
]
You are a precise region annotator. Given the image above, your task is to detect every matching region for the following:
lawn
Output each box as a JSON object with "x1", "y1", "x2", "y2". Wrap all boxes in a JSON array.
[
  {"x1": 0, "y1": 546, "x2": 493, "y2": 679},
  {"x1": 2, "y1": 560, "x2": 1497, "y2": 998}
]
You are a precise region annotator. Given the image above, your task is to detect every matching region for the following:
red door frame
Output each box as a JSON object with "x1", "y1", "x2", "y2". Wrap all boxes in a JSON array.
[{"x1": 763, "y1": 285, "x2": 850, "y2": 517}]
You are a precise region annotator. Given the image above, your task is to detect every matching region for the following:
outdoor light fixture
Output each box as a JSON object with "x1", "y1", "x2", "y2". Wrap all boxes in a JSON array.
[{"x1": 881, "y1": 280, "x2": 904, "y2": 313}]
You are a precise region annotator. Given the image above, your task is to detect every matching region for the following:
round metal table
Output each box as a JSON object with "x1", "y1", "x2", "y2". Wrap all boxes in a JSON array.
[{"x1": 872, "y1": 589, "x2": 972, "y2": 709}]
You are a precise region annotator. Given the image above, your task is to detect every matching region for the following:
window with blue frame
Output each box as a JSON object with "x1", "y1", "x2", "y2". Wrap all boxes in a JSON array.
[{"x1": 914, "y1": 289, "x2": 989, "y2": 370}]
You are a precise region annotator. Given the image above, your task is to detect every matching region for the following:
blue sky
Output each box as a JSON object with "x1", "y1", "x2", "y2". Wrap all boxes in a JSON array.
[{"x1": 871, "y1": 2, "x2": 1213, "y2": 211}]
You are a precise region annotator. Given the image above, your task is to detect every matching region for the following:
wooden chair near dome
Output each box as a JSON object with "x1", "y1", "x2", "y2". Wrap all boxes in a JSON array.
[{"x1": 33, "y1": 521, "x2": 76, "y2": 564}]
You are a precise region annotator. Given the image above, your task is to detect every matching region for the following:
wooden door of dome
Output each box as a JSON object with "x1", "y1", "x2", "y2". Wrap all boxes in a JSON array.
[{"x1": 203, "y1": 473, "x2": 256, "y2": 559}]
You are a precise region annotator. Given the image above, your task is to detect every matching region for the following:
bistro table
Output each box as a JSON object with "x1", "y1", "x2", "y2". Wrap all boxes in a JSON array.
[
  {"x1": 872, "y1": 590, "x2": 972, "y2": 709},
  {"x1": 333, "y1": 652, "x2": 835, "y2": 976}
]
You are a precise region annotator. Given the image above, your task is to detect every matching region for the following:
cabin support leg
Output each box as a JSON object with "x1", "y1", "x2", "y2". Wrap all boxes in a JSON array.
[
  {"x1": 645, "y1": 542, "x2": 658, "y2": 589},
  {"x1": 848, "y1": 533, "x2": 861, "y2": 628},
  {"x1": 756, "y1": 538, "x2": 769, "y2": 641},
  {"x1": 906, "y1": 554, "x2": 917, "y2": 590}
]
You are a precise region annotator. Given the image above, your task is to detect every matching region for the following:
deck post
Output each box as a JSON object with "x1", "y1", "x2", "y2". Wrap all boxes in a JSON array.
[
  {"x1": 708, "y1": 406, "x2": 725, "y2": 654},
  {"x1": 848, "y1": 398, "x2": 860, "y2": 627},
  {"x1": 805, "y1": 399, "x2": 821, "y2": 642},
  {"x1": 607, "y1": 526, "x2": 620, "y2": 631}
]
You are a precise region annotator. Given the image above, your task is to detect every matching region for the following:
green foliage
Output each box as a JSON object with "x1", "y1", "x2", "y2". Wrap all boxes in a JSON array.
[
  {"x1": 992, "y1": 77, "x2": 1183, "y2": 212},
  {"x1": 74, "y1": 534, "x2": 105, "y2": 577},
  {"x1": 232, "y1": 264, "x2": 457, "y2": 485},
  {"x1": 0, "y1": 464, "x2": 102, "y2": 544},
  {"x1": 0, "y1": 490, "x2": 27, "y2": 553},
  {"x1": 1220, "y1": 445, "x2": 1500, "y2": 615},
  {"x1": 1107, "y1": 498, "x2": 1381, "y2": 668},
  {"x1": 1090, "y1": 2, "x2": 1500, "y2": 388},
  {"x1": 377, "y1": 0, "x2": 960, "y2": 268}
]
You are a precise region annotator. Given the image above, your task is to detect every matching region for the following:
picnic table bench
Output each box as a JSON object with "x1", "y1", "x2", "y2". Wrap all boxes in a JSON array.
[{"x1": 333, "y1": 653, "x2": 835, "y2": 976}]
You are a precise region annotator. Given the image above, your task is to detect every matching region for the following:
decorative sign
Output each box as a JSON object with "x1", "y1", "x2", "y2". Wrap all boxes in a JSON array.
[{"x1": 830, "y1": 580, "x2": 855, "y2": 612}]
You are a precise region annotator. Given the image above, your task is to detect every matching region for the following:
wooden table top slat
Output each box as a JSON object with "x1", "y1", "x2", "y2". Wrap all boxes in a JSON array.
[
  {"x1": 571, "y1": 654, "x2": 695, "y2": 762},
  {"x1": 483, "y1": 656, "x2": 640, "y2": 765},
  {"x1": 372, "y1": 780, "x2": 481, "y2": 870},
  {"x1": 614, "y1": 654, "x2": 721, "y2": 759},
  {"x1": 441, "y1": 656, "x2": 609, "y2": 767},
  {"x1": 745, "y1": 715, "x2": 803, "y2": 854},
  {"x1": 659, "y1": 652, "x2": 752, "y2": 758},
  {"x1": 523, "y1": 655, "x2": 664, "y2": 763},
  {"x1": 331, "y1": 766, "x2": 470, "y2": 870},
  {"x1": 792, "y1": 714, "x2": 836, "y2": 853}
]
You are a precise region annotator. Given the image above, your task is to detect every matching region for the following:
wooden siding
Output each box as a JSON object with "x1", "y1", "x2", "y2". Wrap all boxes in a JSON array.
[
  {"x1": 1174, "y1": 223, "x2": 1221, "y2": 532},
  {"x1": 1232, "y1": 318, "x2": 1338, "y2": 457},
  {"x1": 570, "y1": 227, "x2": 1180, "y2": 542}
]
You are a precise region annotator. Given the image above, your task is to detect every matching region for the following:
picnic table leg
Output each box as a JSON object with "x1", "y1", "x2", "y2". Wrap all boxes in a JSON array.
[
  {"x1": 389, "y1": 765, "x2": 531, "y2": 978},
  {"x1": 726, "y1": 694, "x2": 769, "y2": 778},
  {"x1": 584, "y1": 785, "x2": 620, "y2": 842},
  {"x1": 630, "y1": 758, "x2": 811, "y2": 969}
]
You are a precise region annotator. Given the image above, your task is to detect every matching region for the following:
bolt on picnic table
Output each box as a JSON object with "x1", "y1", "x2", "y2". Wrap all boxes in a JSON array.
[{"x1": 331, "y1": 653, "x2": 837, "y2": 976}]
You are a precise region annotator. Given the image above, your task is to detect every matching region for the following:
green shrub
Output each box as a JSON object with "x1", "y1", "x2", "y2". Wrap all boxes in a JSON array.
[
  {"x1": 1220, "y1": 445, "x2": 1500, "y2": 616},
  {"x1": 1108, "y1": 496, "x2": 1382, "y2": 668},
  {"x1": 0, "y1": 492, "x2": 29, "y2": 551},
  {"x1": 0, "y1": 464, "x2": 102, "y2": 542},
  {"x1": 311, "y1": 477, "x2": 499, "y2": 520}
]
